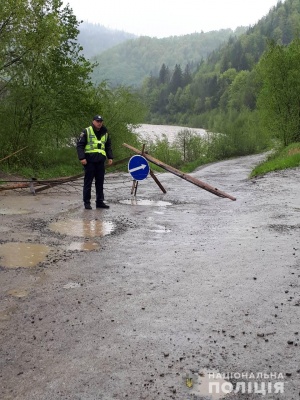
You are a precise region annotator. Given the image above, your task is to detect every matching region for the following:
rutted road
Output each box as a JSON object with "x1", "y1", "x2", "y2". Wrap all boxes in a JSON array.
[{"x1": 0, "y1": 153, "x2": 299, "y2": 400}]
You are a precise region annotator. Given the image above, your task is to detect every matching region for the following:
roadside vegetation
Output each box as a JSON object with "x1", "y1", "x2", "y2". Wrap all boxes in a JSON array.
[
  {"x1": 250, "y1": 143, "x2": 300, "y2": 177},
  {"x1": 0, "y1": 1, "x2": 145, "y2": 180},
  {"x1": 137, "y1": 0, "x2": 300, "y2": 176},
  {"x1": 1, "y1": 0, "x2": 300, "y2": 182}
]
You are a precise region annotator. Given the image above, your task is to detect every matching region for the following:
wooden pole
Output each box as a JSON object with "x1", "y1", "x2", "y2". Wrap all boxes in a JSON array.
[
  {"x1": 0, "y1": 146, "x2": 28, "y2": 163},
  {"x1": 149, "y1": 170, "x2": 167, "y2": 194},
  {"x1": 0, "y1": 157, "x2": 130, "y2": 193},
  {"x1": 131, "y1": 179, "x2": 138, "y2": 195},
  {"x1": 123, "y1": 143, "x2": 236, "y2": 201},
  {"x1": 141, "y1": 143, "x2": 166, "y2": 194}
]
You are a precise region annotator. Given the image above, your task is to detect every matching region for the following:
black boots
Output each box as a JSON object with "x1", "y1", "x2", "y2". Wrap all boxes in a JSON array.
[
  {"x1": 84, "y1": 202, "x2": 110, "y2": 209},
  {"x1": 96, "y1": 202, "x2": 110, "y2": 209}
]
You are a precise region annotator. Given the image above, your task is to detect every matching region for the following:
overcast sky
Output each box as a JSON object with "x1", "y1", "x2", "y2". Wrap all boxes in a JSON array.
[{"x1": 62, "y1": 0, "x2": 281, "y2": 38}]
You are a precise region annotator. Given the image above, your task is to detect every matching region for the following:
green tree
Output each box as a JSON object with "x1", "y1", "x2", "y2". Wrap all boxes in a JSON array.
[
  {"x1": 257, "y1": 39, "x2": 300, "y2": 146},
  {"x1": 218, "y1": 68, "x2": 238, "y2": 111},
  {"x1": 228, "y1": 70, "x2": 258, "y2": 111},
  {"x1": 0, "y1": 0, "x2": 94, "y2": 162},
  {"x1": 89, "y1": 83, "x2": 146, "y2": 159},
  {"x1": 158, "y1": 63, "x2": 170, "y2": 84},
  {"x1": 0, "y1": 1, "x2": 28, "y2": 68},
  {"x1": 182, "y1": 64, "x2": 192, "y2": 86},
  {"x1": 173, "y1": 129, "x2": 206, "y2": 162},
  {"x1": 169, "y1": 64, "x2": 183, "y2": 94}
]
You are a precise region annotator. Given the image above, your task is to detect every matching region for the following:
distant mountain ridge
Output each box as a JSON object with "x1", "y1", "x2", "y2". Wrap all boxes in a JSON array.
[
  {"x1": 85, "y1": 27, "x2": 246, "y2": 87},
  {"x1": 78, "y1": 22, "x2": 137, "y2": 59}
]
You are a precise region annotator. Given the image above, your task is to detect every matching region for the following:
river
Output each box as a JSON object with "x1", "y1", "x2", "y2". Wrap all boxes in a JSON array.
[{"x1": 133, "y1": 123, "x2": 207, "y2": 143}]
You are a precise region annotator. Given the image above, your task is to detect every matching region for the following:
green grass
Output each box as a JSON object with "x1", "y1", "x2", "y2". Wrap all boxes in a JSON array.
[
  {"x1": 250, "y1": 143, "x2": 300, "y2": 177},
  {"x1": 1, "y1": 147, "x2": 83, "y2": 180},
  {"x1": 2, "y1": 141, "x2": 299, "y2": 181}
]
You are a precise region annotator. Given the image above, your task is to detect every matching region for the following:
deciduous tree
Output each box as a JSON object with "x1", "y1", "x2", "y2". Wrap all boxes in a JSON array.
[{"x1": 257, "y1": 39, "x2": 300, "y2": 146}]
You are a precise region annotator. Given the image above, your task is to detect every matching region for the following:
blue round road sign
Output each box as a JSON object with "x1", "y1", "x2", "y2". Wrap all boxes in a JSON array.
[{"x1": 128, "y1": 155, "x2": 150, "y2": 181}]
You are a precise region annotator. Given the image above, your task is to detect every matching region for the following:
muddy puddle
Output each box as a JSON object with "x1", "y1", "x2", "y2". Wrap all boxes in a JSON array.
[
  {"x1": 49, "y1": 219, "x2": 115, "y2": 238},
  {"x1": 119, "y1": 199, "x2": 172, "y2": 206},
  {"x1": 63, "y1": 282, "x2": 82, "y2": 289},
  {"x1": 0, "y1": 208, "x2": 30, "y2": 215},
  {"x1": 7, "y1": 288, "x2": 29, "y2": 298},
  {"x1": 0, "y1": 242, "x2": 51, "y2": 268},
  {"x1": 149, "y1": 224, "x2": 171, "y2": 233},
  {"x1": 66, "y1": 241, "x2": 100, "y2": 251}
]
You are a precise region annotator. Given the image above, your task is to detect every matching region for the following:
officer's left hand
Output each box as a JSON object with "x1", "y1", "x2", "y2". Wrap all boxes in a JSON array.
[{"x1": 107, "y1": 159, "x2": 113, "y2": 166}]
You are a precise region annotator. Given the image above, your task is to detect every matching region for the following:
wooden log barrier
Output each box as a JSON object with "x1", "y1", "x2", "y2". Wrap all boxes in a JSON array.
[{"x1": 123, "y1": 143, "x2": 236, "y2": 201}]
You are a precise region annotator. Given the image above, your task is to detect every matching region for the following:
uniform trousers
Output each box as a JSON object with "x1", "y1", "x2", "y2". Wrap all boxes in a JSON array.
[{"x1": 83, "y1": 162, "x2": 105, "y2": 205}]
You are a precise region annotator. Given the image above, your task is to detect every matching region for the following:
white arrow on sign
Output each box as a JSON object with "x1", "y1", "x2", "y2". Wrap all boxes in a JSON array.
[{"x1": 129, "y1": 164, "x2": 148, "y2": 173}]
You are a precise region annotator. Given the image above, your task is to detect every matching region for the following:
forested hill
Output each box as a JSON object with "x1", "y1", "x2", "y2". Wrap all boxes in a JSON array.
[
  {"x1": 78, "y1": 22, "x2": 137, "y2": 59},
  {"x1": 138, "y1": 0, "x2": 300, "y2": 159},
  {"x1": 90, "y1": 28, "x2": 246, "y2": 87},
  {"x1": 202, "y1": 0, "x2": 299, "y2": 73},
  {"x1": 140, "y1": 0, "x2": 300, "y2": 128}
]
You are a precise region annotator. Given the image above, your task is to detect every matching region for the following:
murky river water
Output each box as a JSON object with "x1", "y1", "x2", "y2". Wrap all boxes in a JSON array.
[{"x1": 133, "y1": 123, "x2": 207, "y2": 143}]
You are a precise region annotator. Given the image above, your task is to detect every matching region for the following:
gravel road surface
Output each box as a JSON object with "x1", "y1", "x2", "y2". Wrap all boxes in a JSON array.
[{"x1": 0, "y1": 153, "x2": 299, "y2": 400}]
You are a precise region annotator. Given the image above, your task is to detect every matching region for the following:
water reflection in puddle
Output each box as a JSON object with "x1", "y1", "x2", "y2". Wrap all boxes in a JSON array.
[
  {"x1": 0, "y1": 243, "x2": 50, "y2": 268},
  {"x1": 7, "y1": 288, "x2": 29, "y2": 298},
  {"x1": 66, "y1": 241, "x2": 100, "y2": 251},
  {"x1": 120, "y1": 199, "x2": 172, "y2": 207},
  {"x1": 149, "y1": 225, "x2": 171, "y2": 233},
  {"x1": 49, "y1": 219, "x2": 115, "y2": 238},
  {"x1": 0, "y1": 208, "x2": 30, "y2": 215},
  {"x1": 63, "y1": 282, "x2": 81, "y2": 289}
]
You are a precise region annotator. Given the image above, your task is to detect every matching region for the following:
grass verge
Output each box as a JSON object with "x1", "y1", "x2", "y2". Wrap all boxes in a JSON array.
[{"x1": 250, "y1": 143, "x2": 300, "y2": 177}]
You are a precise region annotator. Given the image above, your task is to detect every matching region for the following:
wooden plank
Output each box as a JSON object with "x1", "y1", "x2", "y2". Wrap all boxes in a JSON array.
[
  {"x1": 33, "y1": 175, "x2": 84, "y2": 193},
  {"x1": 0, "y1": 182, "x2": 30, "y2": 191},
  {"x1": 123, "y1": 143, "x2": 236, "y2": 201},
  {"x1": 0, "y1": 157, "x2": 130, "y2": 193},
  {"x1": 149, "y1": 170, "x2": 167, "y2": 193}
]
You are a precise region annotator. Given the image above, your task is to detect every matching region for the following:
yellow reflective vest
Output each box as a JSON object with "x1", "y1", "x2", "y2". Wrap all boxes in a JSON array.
[{"x1": 84, "y1": 126, "x2": 108, "y2": 157}]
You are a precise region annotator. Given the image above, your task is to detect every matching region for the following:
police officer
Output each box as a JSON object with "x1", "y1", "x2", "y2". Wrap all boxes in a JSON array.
[{"x1": 76, "y1": 115, "x2": 113, "y2": 209}]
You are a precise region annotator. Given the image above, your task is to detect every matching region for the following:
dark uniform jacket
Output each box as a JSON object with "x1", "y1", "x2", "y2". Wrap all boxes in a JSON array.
[{"x1": 76, "y1": 124, "x2": 113, "y2": 163}]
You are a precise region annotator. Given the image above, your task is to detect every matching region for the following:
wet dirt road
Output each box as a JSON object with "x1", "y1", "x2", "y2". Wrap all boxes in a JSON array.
[{"x1": 0, "y1": 154, "x2": 299, "y2": 400}]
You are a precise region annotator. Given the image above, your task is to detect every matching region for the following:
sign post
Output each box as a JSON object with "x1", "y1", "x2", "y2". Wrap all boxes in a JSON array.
[
  {"x1": 128, "y1": 155, "x2": 150, "y2": 196},
  {"x1": 124, "y1": 143, "x2": 236, "y2": 201}
]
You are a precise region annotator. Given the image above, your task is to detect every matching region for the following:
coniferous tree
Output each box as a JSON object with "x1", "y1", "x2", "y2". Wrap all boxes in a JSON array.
[
  {"x1": 158, "y1": 63, "x2": 170, "y2": 85},
  {"x1": 182, "y1": 64, "x2": 192, "y2": 86},
  {"x1": 169, "y1": 64, "x2": 183, "y2": 94}
]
